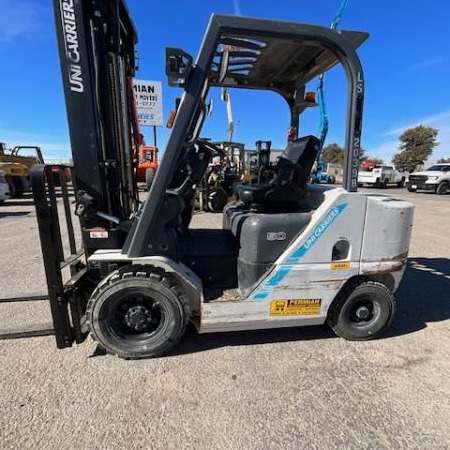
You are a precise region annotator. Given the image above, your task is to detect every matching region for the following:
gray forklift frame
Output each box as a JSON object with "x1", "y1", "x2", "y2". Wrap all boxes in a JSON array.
[{"x1": 124, "y1": 14, "x2": 366, "y2": 258}]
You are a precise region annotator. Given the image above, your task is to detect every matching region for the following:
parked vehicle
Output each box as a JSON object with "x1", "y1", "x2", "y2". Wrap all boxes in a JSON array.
[
  {"x1": 407, "y1": 163, "x2": 450, "y2": 194},
  {"x1": 358, "y1": 164, "x2": 407, "y2": 188},
  {"x1": 244, "y1": 140, "x2": 272, "y2": 184},
  {"x1": 0, "y1": 170, "x2": 10, "y2": 203},
  {"x1": 311, "y1": 161, "x2": 336, "y2": 184},
  {"x1": 197, "y1": 141, "x2": 245, "y2": 212},
  {"x1": 0, "y1": 143, "x2": 71, "y2": 193},
  {"x1": 136, "y1": 145, "x2": 158, "y2": 191}
]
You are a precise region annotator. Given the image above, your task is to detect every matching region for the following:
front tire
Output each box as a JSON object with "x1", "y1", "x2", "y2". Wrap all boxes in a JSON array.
[
  {"x1": 436, "y1": 181, "x2": 448, "y2": 195},
  {"x1": 407, "y1": 185, "x2": 417, "y2": 192},
  {"x1": 327, "y1": 281, "x2": 395, "y2": 340},
  {"x1": 86, "y1": 266, "x2": 189, "y2": 359}
]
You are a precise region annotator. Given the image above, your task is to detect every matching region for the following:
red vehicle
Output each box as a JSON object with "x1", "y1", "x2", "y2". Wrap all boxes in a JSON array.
[{"x1": 136, "y1": 145, "x2": 158, "y2": 190}]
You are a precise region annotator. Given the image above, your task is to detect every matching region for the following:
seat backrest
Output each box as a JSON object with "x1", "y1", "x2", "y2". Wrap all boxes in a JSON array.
[
  {"x1": 275, "y1": 135, "x2": 320, "y2": 186},
  {"x1": 281, "y1": 135, "x2": 320, "y2": 165},
  {"x1": 235, "y1": 135, "x2": 320, "y2": 207}
]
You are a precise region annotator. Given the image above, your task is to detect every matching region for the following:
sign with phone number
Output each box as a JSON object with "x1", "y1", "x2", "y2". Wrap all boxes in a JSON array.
[{"x1": 133, "y1": 79, "x2": 163, "y2": 126}]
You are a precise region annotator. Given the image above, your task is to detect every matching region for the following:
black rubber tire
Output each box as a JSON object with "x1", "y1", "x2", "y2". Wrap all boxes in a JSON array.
[
  {"x1": 407, "y1": 185, "x2": 417, "y2": 192},
  {"x1": 436, "y1": 181, "x2": 448, "y2": 195},
  {"x1": 12, "y1": 176, "x2": 28, "y2": 196},
  {"x1": 145, "y1": 168, "x2": 156, "y2": 191},
  {"x1": 397, "y1": 177, "x2": 405, "y2": 188},
  {"x1": 86, "y1": 265, "x2": 189, "y2": 359},
  {"x1": 7, "y1": 180, "x2": 16, "y2": 198},
  {"x1": 327, "y1": 281, "x2": 395, "y2": 340},
  {"x1": 207, "y1": 188, "x2": 227, "y2": 212}
]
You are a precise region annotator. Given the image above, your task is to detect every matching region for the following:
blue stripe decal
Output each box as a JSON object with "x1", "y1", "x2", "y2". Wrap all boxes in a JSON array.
[
  {"x1": 253, "y1": 290, "x2": 270, "y2": 300},
  {"x1": 251, "y1": 202, "x2": 348, "y2": 300},
  {"x1": 266, "y1": 265, "x2": 293, "y2": 287}
]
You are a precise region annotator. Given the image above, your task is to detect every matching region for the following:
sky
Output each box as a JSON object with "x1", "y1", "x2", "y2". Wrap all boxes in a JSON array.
[{"x1": 0, "y1": 0, "x2": 449, "y2": 164}]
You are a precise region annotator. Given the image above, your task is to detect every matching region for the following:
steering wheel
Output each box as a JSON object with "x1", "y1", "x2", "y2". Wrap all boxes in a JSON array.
[{"x1": 196, "y1": 138, "x2": 227, "y2": 157}]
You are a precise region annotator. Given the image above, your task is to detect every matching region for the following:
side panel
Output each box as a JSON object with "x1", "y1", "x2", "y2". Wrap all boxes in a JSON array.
[{"x1": 201, "y1": 189, "x2": 367, "y2": 333}]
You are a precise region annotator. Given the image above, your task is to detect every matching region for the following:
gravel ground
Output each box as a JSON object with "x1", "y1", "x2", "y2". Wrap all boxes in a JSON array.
[{"x1": 0, "y1": 187, "x2": 449, "y2": 450}]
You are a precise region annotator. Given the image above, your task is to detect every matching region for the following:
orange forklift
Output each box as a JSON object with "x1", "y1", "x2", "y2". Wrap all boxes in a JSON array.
[{"x1": 136, "y1": 144, "x2": 158, "y2": 191}]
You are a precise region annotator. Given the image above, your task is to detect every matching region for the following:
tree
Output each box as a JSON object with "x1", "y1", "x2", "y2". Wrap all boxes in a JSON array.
[
  {"x1": 321, "y1": 143, "x2": 344, "y2": 165},
  {"x1": 371, "y1": 157, "x2": 384, "y2": 166},
  {"x1": 437, "y1": 157, "x2": 450, "y2": 163},
  {"x1": 392, "y1": 125, "x2": 439, "y2": 172},
  {"x1": 358, "y1": 147, "x2": 367, "y2": 162}
]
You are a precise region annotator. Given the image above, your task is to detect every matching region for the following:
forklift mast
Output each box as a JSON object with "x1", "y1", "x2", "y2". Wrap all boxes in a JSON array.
[{"x1": 53, "y1": 0, "x2": 139, "y2": 230}]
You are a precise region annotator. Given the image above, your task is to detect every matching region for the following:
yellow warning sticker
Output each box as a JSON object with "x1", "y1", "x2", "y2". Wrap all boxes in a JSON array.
[
  {"x1": 331, "y1": 261, "x2": 351, "y2": 270},
  {"x1": 270, "y1": 299, "x2": 321, "y2": 316}
]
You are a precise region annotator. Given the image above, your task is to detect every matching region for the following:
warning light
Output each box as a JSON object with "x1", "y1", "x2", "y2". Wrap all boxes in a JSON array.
[
  {"x1": 305, "y1": 91, "x2": 316, "y2": 103},
  {"x1": 166, "y1": 109, "x2": 177, "y2": 129}
]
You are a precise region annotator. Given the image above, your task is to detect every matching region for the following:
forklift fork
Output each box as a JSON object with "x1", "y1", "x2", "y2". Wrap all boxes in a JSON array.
[{"x1": 0, "y1": 165, "x2": 91, "y2": 347}]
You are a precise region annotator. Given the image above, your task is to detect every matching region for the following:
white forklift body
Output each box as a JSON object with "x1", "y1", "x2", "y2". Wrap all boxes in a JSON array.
[
  {"x1": 28, "y1": 6, "x2": 414, "y2": 359},
  {"x1": 89, "y1": 184, "x2": 413, "y2": 335}
]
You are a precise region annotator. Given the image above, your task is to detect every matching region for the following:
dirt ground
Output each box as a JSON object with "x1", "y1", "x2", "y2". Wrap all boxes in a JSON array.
[{"x1": 0, "y1": 187, "x2": 449, "y2": 450}]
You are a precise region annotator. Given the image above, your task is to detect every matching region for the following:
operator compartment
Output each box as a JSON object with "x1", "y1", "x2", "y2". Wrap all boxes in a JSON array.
[{"x1": 178, "y1": 229, "x2": 239, "y2": 290}]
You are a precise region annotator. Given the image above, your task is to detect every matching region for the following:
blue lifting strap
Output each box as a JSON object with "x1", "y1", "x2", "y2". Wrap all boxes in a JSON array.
[{"x1": 316, "y1": 0, "x2": 350, "y2": 159}]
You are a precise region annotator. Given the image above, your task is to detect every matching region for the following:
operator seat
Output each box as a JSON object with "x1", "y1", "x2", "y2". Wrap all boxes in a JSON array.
[{"x1": 236, "y1": 135, "x2": 320, "y2": 207}]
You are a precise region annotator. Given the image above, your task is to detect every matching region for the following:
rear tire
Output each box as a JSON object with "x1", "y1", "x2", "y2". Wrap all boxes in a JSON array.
[
  {"x1": 145, "y1": 168, "x2": 156, "y2": 191},
  {"x1": 327, "y1": 281, "x2": 395, "y2": 340},
  {"x1": 407, "y1": 186, "x2": 417, "y2": 192},
  {"x1": 86, "y1": 265, "x2": 189, "y2": 359},
  {"x1": 436, "y1": 181, "x2": 448, "y2": 195}
]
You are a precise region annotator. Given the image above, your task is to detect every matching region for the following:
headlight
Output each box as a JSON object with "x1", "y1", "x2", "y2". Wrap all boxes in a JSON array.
[{"x1": 427, "y1": 176, "x2": 439, "y2": 181}]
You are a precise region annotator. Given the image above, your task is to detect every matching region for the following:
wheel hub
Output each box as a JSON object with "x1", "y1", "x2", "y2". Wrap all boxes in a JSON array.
[
  {"x1": 355, "y1": 305, "x2": 370, "y2": 320},
  {"x1": 124, "y1": 305, "x2": 151, "y2": 331}
]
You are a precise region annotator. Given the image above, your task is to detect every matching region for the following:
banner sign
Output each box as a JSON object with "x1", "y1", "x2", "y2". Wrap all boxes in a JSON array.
[{"x1": 133, "y1": 79, "x2": 163, "y2": 126}]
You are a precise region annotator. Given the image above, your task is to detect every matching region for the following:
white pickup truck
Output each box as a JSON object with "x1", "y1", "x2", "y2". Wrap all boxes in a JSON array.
[
  {"x1": 406, "y1": 163, "x2": 450, "y2": 195},
  {"x1": 358, "y1": 164, "x2": 407, "y2": 188}
]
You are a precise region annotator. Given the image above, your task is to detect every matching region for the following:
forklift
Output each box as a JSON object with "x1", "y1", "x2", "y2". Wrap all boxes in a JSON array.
[
  {"x1": 17, "y1": 1, "x2": 413, "y2": 359},
  {"x1": 197, "y1": 141, "x2": 246, "y2": 212},
  {"x1": 244, "y1": 140, "x2": 273, "y2": 184}
]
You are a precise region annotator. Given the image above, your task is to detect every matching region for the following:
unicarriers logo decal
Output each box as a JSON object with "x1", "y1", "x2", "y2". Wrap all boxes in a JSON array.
[
  {"x1": 287, "y1": 203, "x2": 348, "y2": 263},
  {"x1": 252, "y1": 203, "x2": 348, "y2": 299},
  {"x1": 60, "y1": 0, "x2": 84, "y2": 92}
]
